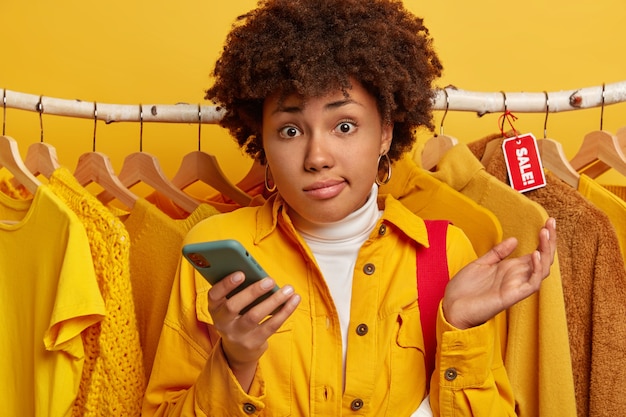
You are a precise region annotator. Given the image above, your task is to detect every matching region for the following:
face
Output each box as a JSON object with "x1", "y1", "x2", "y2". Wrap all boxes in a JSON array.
[{"x1": 262, "y1": 80, "x2": 393, "y2": 224}]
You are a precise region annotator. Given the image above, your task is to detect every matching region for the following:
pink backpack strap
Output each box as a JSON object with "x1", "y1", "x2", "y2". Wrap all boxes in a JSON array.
[{"x1": 416, "y1": 220, "x2": 450, "y2": 380}]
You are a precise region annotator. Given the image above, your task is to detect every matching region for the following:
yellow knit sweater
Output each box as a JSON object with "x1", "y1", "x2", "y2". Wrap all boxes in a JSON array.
[{"x1": 47, "y1": 167, "x2": 145, "y2": 417}]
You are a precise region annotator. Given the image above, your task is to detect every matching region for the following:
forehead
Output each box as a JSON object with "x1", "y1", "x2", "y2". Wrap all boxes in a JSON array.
[{"x1": 264, "y1": 80, "x2": 375, "y2": 113}]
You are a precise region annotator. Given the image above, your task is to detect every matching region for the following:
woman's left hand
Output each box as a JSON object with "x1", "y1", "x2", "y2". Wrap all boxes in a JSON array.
[{"x1": 442, "y1": 217, "x2": 557, "y2": 330}]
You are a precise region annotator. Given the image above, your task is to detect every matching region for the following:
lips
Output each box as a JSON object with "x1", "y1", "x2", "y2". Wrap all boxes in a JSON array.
[{"x1": 303, "y1": 179, "x2": 347, "y2": 199}]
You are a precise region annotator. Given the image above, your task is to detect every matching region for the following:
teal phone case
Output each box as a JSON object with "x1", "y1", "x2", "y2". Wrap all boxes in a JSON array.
[{"x1": 182, "y1": 239, "x2": 278, "y2": 314}]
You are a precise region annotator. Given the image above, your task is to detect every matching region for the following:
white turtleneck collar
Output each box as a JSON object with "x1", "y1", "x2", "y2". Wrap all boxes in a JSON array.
[{"x1": 290, "y1": 184, "x2": 382, "y2": 245}]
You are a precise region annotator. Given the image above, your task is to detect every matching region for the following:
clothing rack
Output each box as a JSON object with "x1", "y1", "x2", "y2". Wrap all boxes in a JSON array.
[{"x1": 3, "y1": 80, "x2": 626, "y2": 124}]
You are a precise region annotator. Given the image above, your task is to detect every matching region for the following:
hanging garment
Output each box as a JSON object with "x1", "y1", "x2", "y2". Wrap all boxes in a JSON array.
[
  {"x1": 379, "y1": 154, "x2": 503, "y2": 257},
  {"x1": 468, "y1": 134, "x2": 626, "y2": 417},
  {"x1": 122, "y1": 198, "x2": 218, "y2": 380},
  {"x1": 428, "y1": 143, "x2": 576, "y2": 417},
  {"x1": 47, "y1": 166, "x2": 146, "y2": 417},
  {"x1": 577, "y1": 175, "x2": 626, "y2": 260},
  {"x1": 0, "y1": 185, "x2": 104, "y2": 417}
]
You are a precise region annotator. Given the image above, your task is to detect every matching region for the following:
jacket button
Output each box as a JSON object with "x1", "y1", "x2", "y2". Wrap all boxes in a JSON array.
[
  {"x1": 363, "y1": 263, "x2": 375, "y2": 275},
  {"x1": 243, "y1": 403, "x2": 256, "y2": 414},
  {"x1": 444, "y1": 368, "x2": 458, "y2": 381},
  {"x1": 356, "y1": 323, "x2": 369, "y2": 336},
  {"x1": 378, "y1": 224, "x2": 387, "y2": 235},
  {"x1": 351, "y1": 398, "x2": 364, "y2": 410}
]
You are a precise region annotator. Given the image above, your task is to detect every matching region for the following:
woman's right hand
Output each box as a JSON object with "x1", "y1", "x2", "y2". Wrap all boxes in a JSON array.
[{"x1": 207, "y1": 272, "x2": 301, "y2": 391}]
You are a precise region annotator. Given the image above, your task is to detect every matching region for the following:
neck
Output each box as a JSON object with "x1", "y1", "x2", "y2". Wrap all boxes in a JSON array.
[{"x1": 290, "y1": 184, "x2": 381, "y2": 242}]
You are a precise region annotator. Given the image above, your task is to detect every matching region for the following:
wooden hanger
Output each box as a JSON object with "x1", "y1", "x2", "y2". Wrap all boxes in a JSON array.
[
  {"x1": 73, "y1": 102, "x2": 137, "y2": 209},
  {"x1": 421, "y1": 88, "x2": 458, "y2": 171},
  {"x1": 537, "y1": 139, "x2": 579, "y2": 187},
  {"x1": 74, "y1": 151, "x2": 138, "y2": 209},
  {"x1": 172, "y1": 151, "x2": 252, "y2": 207},
  {"x1": 236, "y1": 159, "x2": 265, "y2": 192},
  {"x1": 23, "y1": 96, "x2": 61, "y2": 178},
  {"x1": 0, "y1": 136, "x2": 41, "y2": 194},
  {"x1": 568, "y1": 84, "x2": 626, "y2": 179},
  {"x1": 97, "y1": 105, "x2": 199, "y2": 212},
  {"x1": 421, "y1": 134, "x2": 458, "y2": 171},
  {"x1": 569, "y1": 129, "x2": 626, "y2": 178},
  {"x1": 535, "y1": 92, "x2": 579, "y2": 187},
  {"x1": 98, "y1": 151, "x2": 200, "y2": 213},
  {"x1": 24, "y1": 142, "x2": 61, "y2": 178}
]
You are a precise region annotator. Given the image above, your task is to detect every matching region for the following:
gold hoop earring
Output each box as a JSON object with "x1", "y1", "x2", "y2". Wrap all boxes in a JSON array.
[
  {"x1": 375, "y1": 153, "x2": 392, "y2": 186},
  {"x1": 264, "y1": 164, "x2": 277, "y2": 192}
]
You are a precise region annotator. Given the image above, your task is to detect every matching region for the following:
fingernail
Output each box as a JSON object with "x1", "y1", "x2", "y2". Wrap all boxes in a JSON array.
[
  {"x1": 260, "y1": 278, "x2": 275, "y2": 289},
  {"x1": 282, "y1": 285, "x2": 294, "y2": 296},
  {"x1": 290, "y1": 294, "x2": 301, "y2": 306},
  {"x1": 550, "y1": 218, "x2": 556, "y2": 229},
  {"x1": 231, "y1": 272, "x2": 244, "y2": 284}
]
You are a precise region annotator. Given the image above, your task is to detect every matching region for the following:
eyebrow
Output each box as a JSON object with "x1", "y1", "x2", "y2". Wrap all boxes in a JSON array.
[{"x1": 272, "y1": 98, "x2": 362, "y2": 115}]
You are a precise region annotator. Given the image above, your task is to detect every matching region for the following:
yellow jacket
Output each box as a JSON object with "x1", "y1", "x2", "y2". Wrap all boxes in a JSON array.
[{"x1": 143, "y1": 193, "x2": 516, "y2": 416}]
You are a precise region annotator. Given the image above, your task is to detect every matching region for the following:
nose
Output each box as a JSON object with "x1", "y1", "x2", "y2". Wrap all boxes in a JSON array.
[{"x1": 304, "y1": 131, "x2": 334, "y2": 172}]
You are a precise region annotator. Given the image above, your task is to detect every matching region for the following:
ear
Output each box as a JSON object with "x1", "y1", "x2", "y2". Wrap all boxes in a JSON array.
[{"x1": 380, "y1": 122, "x2": 393, "y2": 154}]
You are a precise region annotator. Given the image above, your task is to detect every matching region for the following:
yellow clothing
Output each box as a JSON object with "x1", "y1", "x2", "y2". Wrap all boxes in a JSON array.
[
  {"x1": 0, "y1": 185, "x2": 105, "y2": 417},
  {"x1": 381, "y1": 154, "x2": 502, "y2": 257},
  {"x1": 144, "y1": 194, "x2": 516, "y2": 417},
  {"x1": 468, "y1": 135, "x2": 626, "y2": 417},
  {"x1": 123, "y1": 198, "x2": 219, "y2": 380},
  {"x1": 47, "y1": 167, "x2": 146, "y2": 417},
  {"x1": 0, "y1": 175, "x2": 33, "y2": 199},
  {"x1": 578, "y1": 175, "x2": 626, "y2": 260},
  {"x1": 430, "y1": 143, "x2": 576, "y2": 417}
]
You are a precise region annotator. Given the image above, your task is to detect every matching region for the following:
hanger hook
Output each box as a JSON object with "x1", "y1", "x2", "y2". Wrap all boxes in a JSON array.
[
  {"x1": 439, "y1": 88, "x2": 449, "y2": 136},
  {"x1": 500, "y1": 91, "x2": 508, "y2": 132},
  {"x1": 139, "y1": 103, "x2": 144, "y2": 152},
  {"x1": 543, "y1": 91, "x2": 549, "y2": 139},
  {"x1": 93, "y1": 102, "x2": 98, "y2": 152},
  {"x1": 37, "y1": 95, "x2": 44, "y2": 142},
  {"x1": 197, "y1": 104, "x2": 202, "y2": 151},
  {"x1": 600, "y1": 82, "x2": 605, "y2": 131},
  {"x1": 2, "y1": 88, "x2": 6, "y2": 136}
]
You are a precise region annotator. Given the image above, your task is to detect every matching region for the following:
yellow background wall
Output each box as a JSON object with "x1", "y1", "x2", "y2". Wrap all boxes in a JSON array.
[{"x1": 2, "y1": 0, "x2": 626, "y2": 189}]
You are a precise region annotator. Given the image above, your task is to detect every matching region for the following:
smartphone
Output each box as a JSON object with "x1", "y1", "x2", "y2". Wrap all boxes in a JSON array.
[{"x1": 182, "y1": 239, "x2": 280, "y2": 314}]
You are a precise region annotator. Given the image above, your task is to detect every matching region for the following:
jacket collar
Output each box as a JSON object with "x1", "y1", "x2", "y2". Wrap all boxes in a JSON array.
[{"x1": 254, "y1": 192, "x2": 431, "y2": 249}]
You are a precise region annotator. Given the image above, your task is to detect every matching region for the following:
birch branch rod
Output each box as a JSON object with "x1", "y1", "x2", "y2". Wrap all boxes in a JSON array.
[{"x1": 2, "y1": 80, "x2": 626, "y2": 124}]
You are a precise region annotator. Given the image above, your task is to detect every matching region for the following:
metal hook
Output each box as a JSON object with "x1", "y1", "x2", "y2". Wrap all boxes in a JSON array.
[
  {"x1": 139, "y1": 103, "x2": 144, "y2": 152},
  {"x1": 37, "y1": 95, "x2": 44, "y2": 142},
  {"x1": 2, "y1": 88, "x2": 6, "y2": 136},
  {"x1": 543, "y1": 91, "x2": 550, "y2": 139},
  {"x1": 93, "y1": 102, "x2": 98, "y2": 152},
  {"x1": 600, "y1": 82, "x2": 606, "y2": 130},
  {"x1": 197, "y1": 104, "x2": 202, "y2": 151},
  {"x1": 500, "y1": 91, "x2": 508, "y2": 132},
  {"x1": 439, "y1": 88, "x2": 450, "y2": 136}
]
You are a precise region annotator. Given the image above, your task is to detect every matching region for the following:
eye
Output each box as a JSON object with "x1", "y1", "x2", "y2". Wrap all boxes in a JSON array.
[
  {"x1": 279, "y1": 125, "x2": 302, "y2": 138},
  {"x1": 335, "y1": 121, "x2": 356, "y2": 134}
]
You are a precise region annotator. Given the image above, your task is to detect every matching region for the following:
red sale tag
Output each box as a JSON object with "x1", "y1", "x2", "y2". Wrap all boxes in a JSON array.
[{"x1": 502, "y1": 133, "x2": 547, "y2": 193}]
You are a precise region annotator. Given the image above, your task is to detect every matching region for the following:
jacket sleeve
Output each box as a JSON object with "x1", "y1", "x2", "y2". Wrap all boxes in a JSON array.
[
  {"x1": 430, "y1": 308, "x2": 515, "y2": 416},
  {"x1": 141, "y1": 257, "x2": 268, "y2": 417},
  {"x1": 429, "y1": 225, "x2": 516, "y2": 416}
]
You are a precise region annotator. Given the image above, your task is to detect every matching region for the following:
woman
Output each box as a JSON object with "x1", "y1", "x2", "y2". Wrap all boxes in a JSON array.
[{"x1": 143, "y1": 0, "x2": 556, "y2": 415}]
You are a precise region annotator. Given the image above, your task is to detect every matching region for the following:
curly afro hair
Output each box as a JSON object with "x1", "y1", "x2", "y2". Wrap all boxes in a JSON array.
[{"x1": 206, "y1": 0, "x2": 443, "y2": 164}]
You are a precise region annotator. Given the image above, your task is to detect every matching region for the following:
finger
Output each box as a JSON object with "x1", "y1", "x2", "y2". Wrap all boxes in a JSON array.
[
  {"x1": 546, "y1": 217, "x2": 557, "y2": 260},
  {"x1": 526, "y1": 250, "x2": 546, "y2": 290},
  {"x1": 537, "y1": 219, "x2": 557, "y2": 270},
  {"x1": 240, "y1": 284, "x2": 297, "y2": 323},
  {"x1": 256, "y1": 292, "x2": 301, "y2": 336},
  {"x1": 226, "y1": 277, "x2": 279, "y2": 316},
  {"x1": 208, "y1": 271, "x2": 246, "y2": 303},
  {"x1": 479, "y1": 237, "x2": 519, "y2": 266}
]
